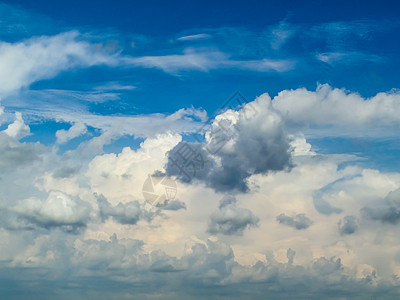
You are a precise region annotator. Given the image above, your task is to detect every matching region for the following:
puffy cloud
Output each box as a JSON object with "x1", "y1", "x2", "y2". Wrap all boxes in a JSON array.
[
  {"x1": 276, "y1": 213, "x2": 313, "y2": 230},
  {"x1": 361, "y1": 205, "x2": 400, "y2": 224},
  {"x1": 4, "y1": 111, "x2": 30, "y2": 139},
  {"x1": 160, "y1": 200, "x2": 187, "y2": 211},
  {"x1": 166, "y1": 93, "x2": 293, "y2": 192},
  {"x1": 87, "y1": 133, "x2": 181, "y2": 200},
  {"x1": 0, "y1": 132, "x2": 42, "y2": 171},
  {"x1": 56, "y1": 122, "x2": 87, "y2": 144},
  {"x1": 3, "y1": 191, "x2": 91, "y2": 232},
  {"x1": 313, "y1": 192, "x2": 343, "y2": 215},
  {"x1": 272, "y1": 84, "x2": 400, "y2": 136},
  {"x1": 0, "y1": 126, "x2": 399, "y2": 299},
  {"x1": 361, "y1": 189, "x2": 400, "y2": 224},
  {"x1": 96, "y1": 194, "x2": 154, "y2": 225},
  {"x1": 338, "y1": 216, "x2": 358, "y2": 235},
  {"x1": 208, "y1": 195, "x2": 259, "y2": 235},
  {"x1": 286, "y1": 248, "x2": 296, "y2": 264}
]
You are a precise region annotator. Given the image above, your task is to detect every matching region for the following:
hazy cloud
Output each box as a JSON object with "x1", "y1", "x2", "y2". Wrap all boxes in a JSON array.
[
  {"x1": 276, "y1": 213, "x2": 313, "y2": 230},
  {"x1": 208, "y1": 195, "x2": 259, "y2": 235},
  {"x1": 3, "y1": 191, "x2": 91, "y2": 232},
  {"x1": 338, "y1": 216, "x2": 358, "y2": 235},
  {"x1": 97, "y1": 194, "x2": 155, "y2": 225}
]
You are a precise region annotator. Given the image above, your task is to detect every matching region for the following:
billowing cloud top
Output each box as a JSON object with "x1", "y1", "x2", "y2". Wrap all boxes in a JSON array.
[{"x1": 1, "y1": 3, "x2": 400, "y2": 299}]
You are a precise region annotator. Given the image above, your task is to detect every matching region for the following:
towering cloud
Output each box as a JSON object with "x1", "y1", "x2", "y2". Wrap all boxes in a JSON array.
[{"x1": 166, "y1": 93, "x2": 293, "y2": 192}]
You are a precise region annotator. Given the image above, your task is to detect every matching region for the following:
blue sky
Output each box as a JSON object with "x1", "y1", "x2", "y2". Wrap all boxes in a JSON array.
[
  {"x1": 1, "y1": 0, "x2": 400, "y2": 158},
  {"x1": 1, "y1": 1, "x2": 400, "y2": 299}
]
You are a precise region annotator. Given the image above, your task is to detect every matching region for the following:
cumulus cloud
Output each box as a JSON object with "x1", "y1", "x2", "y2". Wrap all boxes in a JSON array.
[
  {"x1": 286, "y1": 248, "x2": 296, "y2": 264},
  {"x1": 362, "y1": 206, "x2": 400, "y2": 224},
  {"x1": 166, "y1": 93, "x2": 293, "y2": 192},
  {"x1": 276, "y1": 213, "x2": 313, "y2": 230},
  {"x1": 2, "y1": 236, "x2": 394, "y2": 300},
  {"x1": 361, "y1": 188, "x2": 400, "y2": 224},
  {"x1": 96, "y1": 195, "x2": 155, "y2": 225},
  {"x1": 207, "y1": 195, "x2": 259, "y2": 235},
  {"x1": 96, "y1": 194, "x2": 155, "y2": 225},
  {"x1": 3, "y1": 191, "x2": 90, "y2": 232},
  {"x1": 338, "y1": 216, "x2": 358, "y2": 235},
  {"x1": 4, "y1": 111, "x2": 30, "y2": 139},
  {"x1": 272, "y1": 84, "x2": 400, "y2": 136},
  {"x1": 56, "y1": 122, "x2": 88, "y2": 144},
  {"x1": 313, "y1": 192, "x2": 343, "y2": 215},
  {"x1": 160, "y1": 200, "x2": 187, "y2": 211},
  {"x1": 0, "y1": 132, "x2": 42, "y2": 170}
]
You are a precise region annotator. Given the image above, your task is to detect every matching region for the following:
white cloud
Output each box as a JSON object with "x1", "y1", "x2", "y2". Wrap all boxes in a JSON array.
[
  {"x1": 272, "y1": 84, "x2": 400, "y2": 136},
  {"x1": 4, "y1": 111, "x2": 30, "y2": 139},
  {"x1": 270, "y1": 20, "x2": 294, "y2": 50},
  {"x1": 316, "y1": 51, "x2": 382, "y2": 64},
  {"x1": 166, "y1": 93, "x2": 293, "y2": 192},
  {"x1": 0, "y1": 31, "x2": 117, "y2": 95},
  {"x1": 177, "y1": 33, "x2": 211, "y2": 41},
  {"x1": 0, "y1": 104, "x2": 4, "y2": 124},
  {"x1": 87, "y1": 132, "x2": 181, "y2": 201},
  {"x1": 125, "y1": 48, "x2": 294, "y2": 74},
  {"x1": 56, "y1": 122, "x2": 87, "y2": 144},
  {"x1": 0, "y1": 132, "x2": 42, "y2": 170},
  {"x1": 6, "y1": 190, "x2": 91, "y2": 231},
  {"x1": 1, "y1": 88, "x2": 400, "y2": 299}
]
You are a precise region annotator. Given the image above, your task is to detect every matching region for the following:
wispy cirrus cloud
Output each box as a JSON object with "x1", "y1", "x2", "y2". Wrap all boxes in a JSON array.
[
  {"x1": 125, "y1": 48, "x2": 294, "y2": 74},
  {"x1": 177, "y1": 33, "x2": 211, "y2": 41},
  {"x1": 316, "y1": 51, "x2": 383, "y2": 64},
  {"x1": 0, "y1": 31, "x2": 118, "y2": 96}
]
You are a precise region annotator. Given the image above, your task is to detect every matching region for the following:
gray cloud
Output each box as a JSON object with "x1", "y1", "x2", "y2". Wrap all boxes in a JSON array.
[
  {"x1": 52, "y1": 166, "x2": 81, "y2": 178},
  {"x1": 166, "y1": 95, "x2": 293, "y2": 192},
  {"x1": 361, "y1": 206, "x2": 400, "y2": 224},
  {"x1": 0, "y1": 132, "x2": 43, "y2": 171},
  {"x1": 1, "y1": 191, "x2": 90, "y2": 233},
  {"x1": 338, "y1": 216, "x2": 358, "y2": 235},
  {"x1": 96, "y1": 194, "x2": 154, "y2": 225},
  {"x1": 160, "y1": 200, "x2": 187, "y2": 211},
  {"x1": 287, "y1": 248, "x2": 296, "y2": 264},
  {"x1": 361, "y1": 188, "x2": 400, "y2": 224},
  {"x1": 208, "y1": 195, "x2": 259, "y2": 235},
  {"x1": 313, "y1": 190, "x2": 343, "y2": 215},
  {"x1": 276, "y1": 213, "x2": 313, "y2": 230},
  {"x1": 1, "y1": 237, "x2": 395, "y2": 300},
  {"x1": 313, "y1": 197, "x2": 343, "y2": 215}
]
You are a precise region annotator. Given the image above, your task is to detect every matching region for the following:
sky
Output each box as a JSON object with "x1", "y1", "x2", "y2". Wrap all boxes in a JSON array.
[{"x1": 1, "y1": 0, "x2": 400, "y2": 299}]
